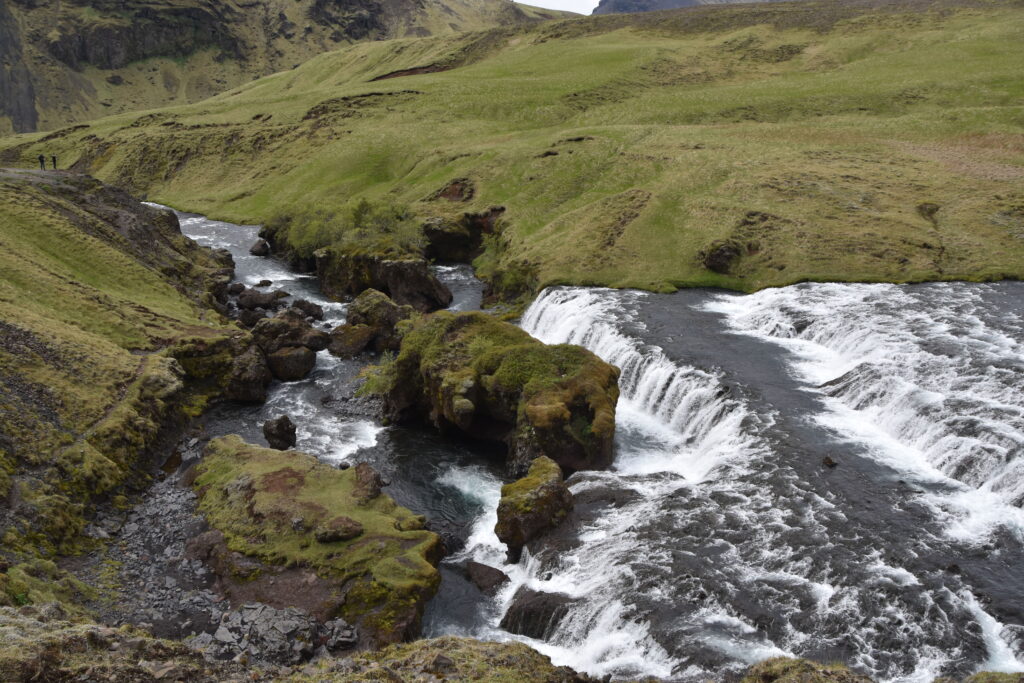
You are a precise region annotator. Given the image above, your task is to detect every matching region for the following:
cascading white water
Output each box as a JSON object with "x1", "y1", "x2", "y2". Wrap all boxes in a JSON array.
[
  {"x1": 522, "y1": 287, "x2": 765, "y2": 481},
  {"x1": 705, "y1": 282, "x2": 1024, "y2": 539},
  {"x1": 451, "y1": 284, "x2": 1024, "y2": 682}
]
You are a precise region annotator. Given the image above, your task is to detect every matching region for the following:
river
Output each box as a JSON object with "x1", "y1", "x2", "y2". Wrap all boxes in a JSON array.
[{"x1": 175, "y1": 209, "x2": 1024, "y2": 682}]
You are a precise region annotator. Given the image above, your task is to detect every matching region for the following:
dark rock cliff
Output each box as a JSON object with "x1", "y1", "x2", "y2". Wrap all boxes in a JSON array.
[
  {"x1": 592, "y1": 0, "x2": 778, "y2": 15},
  {"x1": 0, "y1": 2, "x2": 38, "y2": 133}
]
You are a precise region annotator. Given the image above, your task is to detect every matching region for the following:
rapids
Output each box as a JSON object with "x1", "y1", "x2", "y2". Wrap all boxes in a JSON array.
[{"x1": 174, "y1": 207, "x2": 1024, "y2": 682}]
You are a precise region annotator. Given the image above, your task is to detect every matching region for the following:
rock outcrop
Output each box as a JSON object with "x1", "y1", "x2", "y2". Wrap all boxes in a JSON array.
[
  {"x1": 191, "y1": 436, "x2": 443, "y2": 647},
  {"x1": 495, "y1": 456, "x2": 574, "y2": 562},
  {"x1": 315, "y1": 248, "x2": 452, "y2": 313},
  {"x1": 464, "y1": 561, "x2": 510, "y2": 596},
  {"x1": 328, "y1": 288, "x2": 412, "y2": 357},
  {"x1": 370, "y1": 311, "x2": 619, "y2": 476},
  {"x1": 250, "y1": 308, "x2": 328, "y2": 381}
]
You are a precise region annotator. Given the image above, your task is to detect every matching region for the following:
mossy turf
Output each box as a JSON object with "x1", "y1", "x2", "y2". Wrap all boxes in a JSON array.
[
  {"x1": 192, "y1": 436, "x2": 442, "y2": 643},
  {"x1": 742, "y1": 657, "x2": 873, "y2": 683},
  {"x1": 3, "y1": 0, "x2": 1022, "y2": 294},
  {"x1": 0, "y1": 169, "x2": 237, "y2": 604}
]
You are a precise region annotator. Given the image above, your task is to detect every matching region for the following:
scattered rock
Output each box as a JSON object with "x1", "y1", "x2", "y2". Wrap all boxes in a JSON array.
[
  {"x1": 226, "y1": 282, "x2": 245, "y2": 296},
  {"x1": 267, "y1": 346, "x2": 316, "y2": 381},
  {"x1": 263, "y1": 415, "x2": 297, "y2": 450},
  {"x1": 702, "y1": 239, "x2": 743, "y2": 274},
  {"x1": 351, "y1": 462, "x2": 384, "y2": 503},
  {"x1": 249, "y1": 239, "x2": 270, "y2": 256},
  {"x1": 495, "y1": 456, "x2": 573, "y2": 563},
  {"x1": 822, "y1": 456, "x2": 838, "y2": 468},
  {"x1": 237, "y1": 309, "x2": 266, "y2": 328}
]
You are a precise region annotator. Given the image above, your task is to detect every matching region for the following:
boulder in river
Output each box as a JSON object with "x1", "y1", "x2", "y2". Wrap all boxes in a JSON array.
[
  {"x1": 495, "y1": 456, "x2": 573, "y2": 563},
  {"x1": 227, "y1": 282, "x2": 245, "y2": 296},
  {"x1": 328, "y1": 289, "x2": 413, "y2": 357},
  {"x1": 371, "y1": 311, "x2": 619, "y2": 477},
  {"x1": 252, "y1": 308, "x2": 329, "y2": 354},
  {"x1": 249, "y1": 239, "x2": 271, "y2": 256},
  {"x1": 191, "y1": 436, "x2": 442, "y2": 647},
  {"x1": 292, "y1": 298, "x2": 325, "y2": 321},
  {"x1": 262, "y1": 415, "x2": 296, "y2": 450},
  {"x1": 237, "y1": 287, "x2": 287, "y2": 311},
  {"x1": 498, "y1": 586, "x2": 578, "y2": 640},
  {"x1": 464, "y1": 561, "x2": 510, "y2": 596},
  {"x1": 266, "y1": 346, "x2": 315, "y2": 381}
]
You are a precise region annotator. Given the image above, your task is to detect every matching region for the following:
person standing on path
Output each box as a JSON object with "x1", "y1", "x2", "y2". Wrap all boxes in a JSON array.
[
  {"x1": 51, "y1": 155, "x2": 57, "y2": 170},
  {"x1": 37, "y1": 154, "x2": 45, "y2": 170}
]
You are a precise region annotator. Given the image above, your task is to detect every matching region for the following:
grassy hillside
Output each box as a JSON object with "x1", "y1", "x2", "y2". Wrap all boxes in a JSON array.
[
  {"x1": 0, "y1": 0, "x2": 574, "y2": 134},
  {"x1": 0, "y1": 170, "x2": 241, "y2": 577},
  {"x1": 2, "y1": 0, "x2": 1022, "y2": 294}
]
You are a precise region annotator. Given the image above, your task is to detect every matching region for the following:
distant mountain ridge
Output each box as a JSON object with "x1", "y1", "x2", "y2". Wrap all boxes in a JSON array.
[
  {"x1": 593, "y1": 0, "x2": 782, "y2": 16},
  {"x1": 0, "y1": 0, "x2": 571, "y2": 133}
]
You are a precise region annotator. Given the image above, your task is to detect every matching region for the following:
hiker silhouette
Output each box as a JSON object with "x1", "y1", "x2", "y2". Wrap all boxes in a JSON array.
[
  {"x1": 51, "y1": 155, "x2": 57, "y2": 170},
  {"x1": 37, "y1": 154, "x2": 45, "y2": 170}
]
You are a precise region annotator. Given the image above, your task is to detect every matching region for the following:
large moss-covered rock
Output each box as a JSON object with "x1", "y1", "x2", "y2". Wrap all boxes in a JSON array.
[
  {"x1": 369, "y1": 311, "x2": 619, "y2": 476},
  {"x1": 328, "y1": 289, "x2": 413, "y2": 357},
  {"x1": 191, "y1": 436, "x2": 442, "y2": 647},
  {"x1": 315, "y1": 248, "x2": 452, "y2": 313},
  {"x1": 495, "y1": 456, "x2": 573, "y2": 563}
]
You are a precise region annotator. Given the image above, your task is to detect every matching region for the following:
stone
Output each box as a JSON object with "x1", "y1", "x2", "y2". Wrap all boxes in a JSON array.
[
  {"x1": 351, "y1": 462, "x2": 383, "y2": 503},
  {"x1": 314, "y1": 515, "x2": 364, "y2": 543},
  {"x1": 328, "y1": 324, "x2": 378, "y2": 358},
  {"x1": 292, "y1": 299, "x2": 325, "y2": 321},
  {"x1": 314, "y1": 250, "x2": 452, "y2": 313},
  {"x1": 224, "y1": 345, "x2": 272, "y2": 403},
  {"x1": 464, "y1": 561, "x2": 510, "y2": 596},
  {"x1": 263, "y1": 415, "x2": 297, "y2": 450},
  {"x1": 227, "y1": 282, "x2": 246, "y2": 296},
  {"x1": 253, "y1": 308, "x2": 330, "y2": 354},
  {"x1": 495, "y1": 457, "x2": 573, "y2": 563},
  {"x1": 250, "y1": 239, "x2": 271, "y2": 256},
  {"x1": 267, "y1": 346, "x2": 316, "y2": 381},
  {"x1": 498, "y1": 586, "x2": 578, "y2": 640},
  {"x1": 237, "y1": 308, "x2": 267, "y2": 328},
  {"x1": 257, "y1": 279, "x2": 273, "y2": 288},
  {"x1": 238, "y1": 287, "x2": 285, "y2": 310}
]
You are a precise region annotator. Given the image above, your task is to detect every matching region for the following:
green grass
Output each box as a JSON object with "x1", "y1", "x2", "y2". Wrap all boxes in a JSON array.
[
  {"x1": 3, "y1": 0, "x2": 1023, "y2": 293},
  {"x1": 0, "y1": 170, "x2": 236, "y2": 562}
]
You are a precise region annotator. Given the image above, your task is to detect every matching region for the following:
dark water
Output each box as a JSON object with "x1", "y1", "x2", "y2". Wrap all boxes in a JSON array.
[{"x1": 173, "y1": 207, "x2": 1024, "y2": 682}]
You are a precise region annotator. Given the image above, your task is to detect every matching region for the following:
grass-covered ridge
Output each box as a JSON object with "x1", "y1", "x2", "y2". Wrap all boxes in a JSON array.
[
  {"x1": 0, "y1": 169, "x2": 240, "y2": 604},
  {"x1": 3, "y1": 0, "x2": 1023, "y2": 293}
]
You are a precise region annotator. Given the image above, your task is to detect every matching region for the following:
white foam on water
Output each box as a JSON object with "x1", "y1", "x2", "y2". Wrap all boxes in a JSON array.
[
  {"x1": 961, "y1": 590, "x2": 1024, "y2": 674},
  {"x1": 706, "y1": 282, "x2": 1024, "y2": 540}
]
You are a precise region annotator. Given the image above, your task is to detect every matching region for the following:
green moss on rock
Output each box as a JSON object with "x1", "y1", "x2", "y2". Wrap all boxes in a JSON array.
[
  {"x1": 192, "y1": 435, "x2": 442, "y2": 645},
  {"x1": 495, "y1": 456, "x2": 573, "y2": 563},
  {"x1": 370, "y1": 310, "x2": 619, "y2": 476},
  {"x1": 743, "y1": 657, "x2": 874, "y2": 683}
]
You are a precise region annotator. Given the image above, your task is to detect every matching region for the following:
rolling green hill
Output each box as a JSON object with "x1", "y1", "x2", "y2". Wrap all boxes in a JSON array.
[
  {"x1": 0, "y1": 0, "x2": 573, "y2": 134},
  {"x1": 2, "y1": 0, "x2": 1022, "y2": 295}
]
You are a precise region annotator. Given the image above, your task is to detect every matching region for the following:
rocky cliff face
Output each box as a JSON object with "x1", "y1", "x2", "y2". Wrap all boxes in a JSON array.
[
  {"x1": 1, "y1": 0, "x2": 569, "y2": 132},
  {"x1": 592, "y1": 0, "x2": 780, "y2": 15}
]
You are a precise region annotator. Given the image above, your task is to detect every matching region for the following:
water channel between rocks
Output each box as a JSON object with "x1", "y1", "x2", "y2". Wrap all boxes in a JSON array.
[{"x1": 173, "y1": 209, "x2": 1024, "y2": 682}]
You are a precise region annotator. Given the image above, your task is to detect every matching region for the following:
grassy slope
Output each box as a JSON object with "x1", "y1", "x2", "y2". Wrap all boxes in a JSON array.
[
  {"x1": 0, "y1": 170, "x2": 235, "y2": 567},
  {"x1": 3, "y1": 0, "x2": 1023, "y2": 293},
  {"x1": 0, "y1": 0, "x2": 576, "y2": 134}
]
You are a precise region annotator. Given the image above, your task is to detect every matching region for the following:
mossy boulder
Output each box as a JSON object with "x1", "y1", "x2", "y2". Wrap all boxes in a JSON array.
[
  {"x1": 252, "y1": 308, "x2": 330, "y2": 354},
  {"x1": 267, "y1": 345, "x2": 317, "y2": 381},
  {"x1": 315, "y1": 248, "x2": 452, "y2": 313},
  {"x1": 191, "y1": 436, "x2": 442, "y2": 647},
  {"x1": 494, "y1": 456, "x2": 573, "y2": 563},
  {"x1": 742, "y1": 657, "x2": 874, "y2": 683},
  {"x1": 328, "y1": 289, "x2": 413, "y2": 358},
  {"x1": 369, "y1": 311, "x2": 619, "y2": 476}
]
